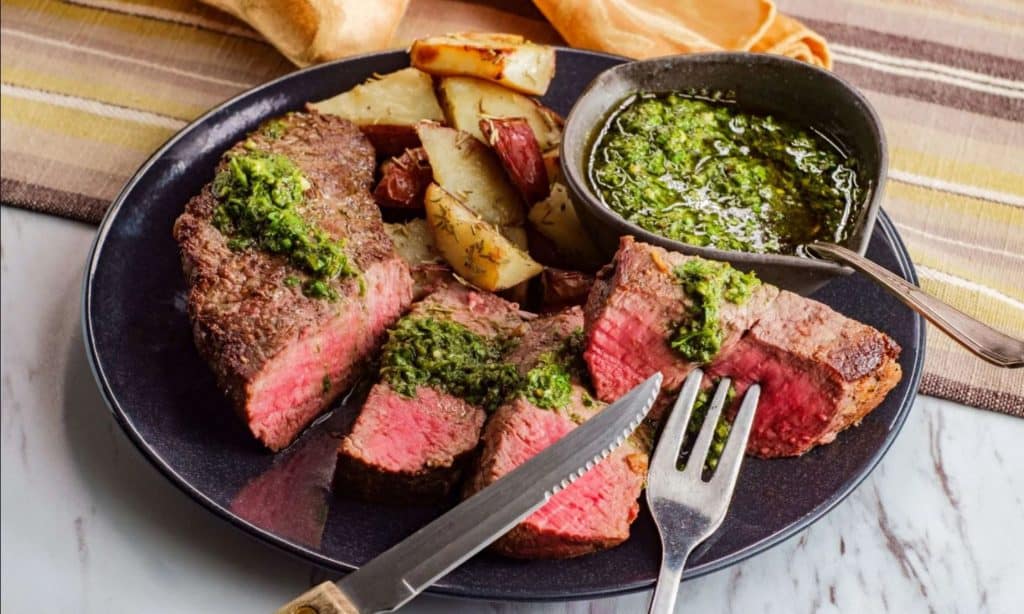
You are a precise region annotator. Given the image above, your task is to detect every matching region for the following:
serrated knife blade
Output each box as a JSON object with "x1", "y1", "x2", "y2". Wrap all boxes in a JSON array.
[{"x1": 277, "y1": 372, "x2": 663, "y2": 614}]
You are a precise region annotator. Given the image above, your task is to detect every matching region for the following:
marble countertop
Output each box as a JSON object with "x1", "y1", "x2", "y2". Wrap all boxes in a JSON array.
[{"x1": 2, "y1": 206, "x2": 1022, "y2": 613}]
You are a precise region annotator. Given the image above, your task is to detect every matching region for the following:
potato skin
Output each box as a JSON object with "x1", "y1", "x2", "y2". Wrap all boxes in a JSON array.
[
  {"x1": 437, "y1": 77, "x2": 564, "y2": 151},
  {"x1": 416, "y1": 121, "x2": 526, "y2": 226},
  {"x1": 374, "y1": 148, "x2": 432, "y2": 209},
  {"x1": 480, "y1": 117, "x2": 550, "y2": 205}
]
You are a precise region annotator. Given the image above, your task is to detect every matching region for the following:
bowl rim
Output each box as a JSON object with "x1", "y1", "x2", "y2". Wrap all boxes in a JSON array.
[{"x1": 560, "y1": 51, "x2": 888, "y2": 274}]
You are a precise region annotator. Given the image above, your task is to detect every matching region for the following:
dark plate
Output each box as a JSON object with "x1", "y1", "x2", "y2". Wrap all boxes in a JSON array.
[{"x1": 83, "y1": 48, "x2": 925, "y2": 602}]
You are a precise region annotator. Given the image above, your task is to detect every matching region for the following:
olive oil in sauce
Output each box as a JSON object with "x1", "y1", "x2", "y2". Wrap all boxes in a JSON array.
[{"x1": 588, "y1": 92, "x2": 863, "y2": 254}]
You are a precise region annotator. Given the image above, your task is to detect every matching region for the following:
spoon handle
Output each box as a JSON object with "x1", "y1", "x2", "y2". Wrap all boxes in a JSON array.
[{"x1": 807, "y1": 242, "x2": 1024, "y2": 369}]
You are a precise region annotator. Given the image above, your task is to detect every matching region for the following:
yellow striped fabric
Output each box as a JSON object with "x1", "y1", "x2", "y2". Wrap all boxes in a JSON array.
[{"x1": 1, "y1": 0, "x2": 1022, "y2": 414}]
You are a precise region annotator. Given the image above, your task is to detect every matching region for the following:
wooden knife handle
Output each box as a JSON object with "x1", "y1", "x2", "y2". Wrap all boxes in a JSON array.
[{"x1": 276, "y1": 581, "x2": 360, "y2": 614}]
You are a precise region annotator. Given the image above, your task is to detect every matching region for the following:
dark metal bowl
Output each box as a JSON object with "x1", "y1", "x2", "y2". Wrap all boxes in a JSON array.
[{"x1": 560, "y1": 52, "x2": 887, "y2": 294}]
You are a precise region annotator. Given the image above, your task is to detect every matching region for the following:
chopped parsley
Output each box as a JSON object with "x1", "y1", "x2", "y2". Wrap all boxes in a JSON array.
[
  {"x1": 380, "y1": 317, "x2": 521, "y2": 412},
  {"x1": 211, "y1": 148, "x2": 358, "y2": 301},
  {"x1": 590, "y1": 92, "x2": 862, "y2": 254},
  {"x1": 523, "y1": 354, "x2": 572, "y2": 410},
  {"x1": 670, "y1": 259, "x2": 760, "y2": 363}
]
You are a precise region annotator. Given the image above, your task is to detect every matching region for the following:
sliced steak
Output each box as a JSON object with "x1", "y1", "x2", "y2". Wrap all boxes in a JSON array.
[
  {"x1": 337, "y1": 283, "x2": 526, "y2": 503},
  {"x1": 584, "y1": 236, "x2": 777, "y2": 405},
  {"x1": 584, "y1": 237, "x2": 902, "y2": 457},
  {"x1": 465, "y1": 308, "x2": 649, "y2": 558},
  {"x1": 173, "y1": 111, "x2": 414, "y2": 451},
  {"x1": 708, "y1": 292, "x2": 902, "y2": 456}
]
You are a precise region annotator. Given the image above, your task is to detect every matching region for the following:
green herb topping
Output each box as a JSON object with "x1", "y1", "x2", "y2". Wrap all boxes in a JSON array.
[
  {"x1": 671, "y1": 259, "x2": 760, "y2": 363},
  {"x1": 590, "y1": 92, "x2": 862, "y2": 254},
  {"x1": 380, "y1": 318, "x2": 590, "y2": 413},
  {"x1": 211, "y1": 149, "x2": 358, "y2": 300},
  {"x1": 261, "y1": 119, "x2": 287, "y2": 139},
  {"x1": 380, "y1": 317, "x2": 521, "y2": 412},
  {"x1": 677, "y1": 385, "x2": 735, "y2": 473},
  {"x1": 523, "y1": 354, "x2": 573, "y2": 410}
]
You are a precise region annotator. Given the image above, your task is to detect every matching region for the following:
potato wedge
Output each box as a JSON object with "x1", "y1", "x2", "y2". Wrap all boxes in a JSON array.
[
  {"x1": 542, "y1": 149, "x2": 563, "y2": 185},
  {"x1": 416, "y1": 122, "x2": 525, "y2": 226},
  {"x1": 410, "y1": 33, "x2": 555, "y2": 96},
  {"x1": 528, "y1": 183, "x2": 604, "y2": 269},
  {"x1": 480, "y1": 117, "x2": 550, "y2": 204},
  {"x1": 374, "y1": 148, "x2": 432, "y2": 209},
  {"x1": 437, "y1": 77, "x2": 563, "y2": 151},
  {"x1": 456, "y1": 33, "x2": 526, "y2": 44},
  {"x1": 425, "y1": 183, "x2": 542, "y2": 291},
  {"x1": 310, "y1": 68, "x2": 444, "y2": 156},
  {"x1": 384, "y1": 218, "x2": 442, "y2": 265}
]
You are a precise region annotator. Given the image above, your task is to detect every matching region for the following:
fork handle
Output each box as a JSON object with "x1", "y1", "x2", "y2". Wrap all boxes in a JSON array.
[
  {"x1": 649, "y1": 546, "x2": 695, "y2": 614},
  {"x1": 807, "y1": 241, "x2": 1024, "y2": 368}
]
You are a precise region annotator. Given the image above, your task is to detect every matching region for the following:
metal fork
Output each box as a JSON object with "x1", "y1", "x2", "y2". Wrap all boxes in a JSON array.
[{"x1": 646, "y1": 369, "x2": 761, "y2": 614}]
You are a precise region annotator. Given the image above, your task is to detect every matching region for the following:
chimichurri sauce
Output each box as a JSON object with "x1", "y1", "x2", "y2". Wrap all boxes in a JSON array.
[
  {"x1": 212, "y1": 147, "x2": 359, "y2": 300},
  {"x1": 589, "y1": 92, "x2": 862, "y2": 254}
]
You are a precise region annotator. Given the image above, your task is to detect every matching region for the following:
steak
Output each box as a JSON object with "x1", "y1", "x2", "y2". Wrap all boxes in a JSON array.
[
  {"x1": 465, "y1": 308, "x2": 649, "y2": 558},
  {"x1": 707, "y1": 292, "x2": 903, "y2": 456},
  {"x1": 173, "y1": 111, "x2": 414, "y2": 451},
  {"x1": 336, "y1": 282, "x2": 526, "y2": 503},
  {"x1": 584, "y1": 237, "x2": 778, "y2": 404},
  {"x1": 584, "y1": 237, "x2": 902, "y2": 457}
]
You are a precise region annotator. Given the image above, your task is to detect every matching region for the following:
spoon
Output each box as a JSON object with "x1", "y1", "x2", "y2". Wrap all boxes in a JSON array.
[{"x1": 806, "y1": 242, "x2": 1024, "y2": 369}]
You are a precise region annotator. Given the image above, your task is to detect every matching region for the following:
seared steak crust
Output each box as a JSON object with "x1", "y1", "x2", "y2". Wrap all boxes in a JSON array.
[
  {"x1": 173, "y1": 111, "x2": 414, "y2": 450},
  {"x1": 584, "y1": 237, "x2": 902, "y2": 457}
]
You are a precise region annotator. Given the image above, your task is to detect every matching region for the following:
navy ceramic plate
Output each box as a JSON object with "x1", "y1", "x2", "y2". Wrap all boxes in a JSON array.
[{"x1": 83, "y1": 49, "x2": 925, "y2": 601}]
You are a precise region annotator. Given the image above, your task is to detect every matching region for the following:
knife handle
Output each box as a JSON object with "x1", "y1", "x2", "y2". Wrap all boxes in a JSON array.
[{"x1": 276, "y1": 581, "x2": 360, "y2": 614}]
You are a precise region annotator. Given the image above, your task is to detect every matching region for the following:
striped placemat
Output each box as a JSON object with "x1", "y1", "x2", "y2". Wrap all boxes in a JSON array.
[{"x1": 1, "y1": 0, "x2": 1022, "y2": 415}]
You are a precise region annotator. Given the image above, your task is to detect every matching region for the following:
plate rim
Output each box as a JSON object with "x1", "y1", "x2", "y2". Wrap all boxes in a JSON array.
[{"x1": 81, "y1": 47, "x2": 926, "y2": 602}]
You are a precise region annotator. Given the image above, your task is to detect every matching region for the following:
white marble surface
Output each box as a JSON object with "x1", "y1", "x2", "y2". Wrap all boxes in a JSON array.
[{"x1": 1, "y1": 206, "x2": 1022, "y2": 613}]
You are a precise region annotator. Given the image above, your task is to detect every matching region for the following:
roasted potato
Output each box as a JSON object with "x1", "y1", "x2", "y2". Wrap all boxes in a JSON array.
[
  {"x1": 384, "y1": 219, "x2": 442, "y2": 265},
  {"x1": 437, "y1": 76, "x2": 563, "y2": 151},
  {"x1": 416, "y1": 122, "x2": 525, "y2": 226},
  {"x1": 410, "y1": 33, "x2": 556, "y2": 96},
  {"x1": 480, "y1": 117, "x2": 550, "y2": 205},
  {"x1": 310, "y1": 68, "x2": 444, "y2": 157},
  {"x1": 425, "y1": 183, "x2": 542, "y2": 291},
  {"x1": 528, "y1": 183, "x2": 604, "y2": 270},
  {"x1": 540, "y1": 268, "x2": 595, "y2": 312},
  {"x1": 374, "y1": 148, "x2": 432, "y2": 209},
  {"x1": 542, "y1": 149, "x2": 563, "y2": 185}
]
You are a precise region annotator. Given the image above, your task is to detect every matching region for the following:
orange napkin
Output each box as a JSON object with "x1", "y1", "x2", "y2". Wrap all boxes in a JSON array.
[{"x1": 532, "y1": 0, "x2": 832, "y2": 69}]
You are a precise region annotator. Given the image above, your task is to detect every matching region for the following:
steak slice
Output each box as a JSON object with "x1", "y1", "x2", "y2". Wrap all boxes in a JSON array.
[
  {"x1": 465, "y1": 308, "x2": 649, "y2": 558},
  {"x1": 584, "y1": 236, "x2": 778, "y2": 406},
  {"x1": 584, "y1": 237, "x2": 902, "y2": 457},
  {"x1": 173, "y1": 111, "x2": 414, "y2": 451},
  {"x1": 336, "y1": 282, "x2": 526, "y2": 503},
  {"x1": 708, "y1": 292, "x2": 903, "y2": 456}
]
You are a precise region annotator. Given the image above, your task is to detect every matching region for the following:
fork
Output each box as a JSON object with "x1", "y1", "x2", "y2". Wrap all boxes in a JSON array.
[{"x1": 646, "y1": 369, "x2": 761, "y2": 614}]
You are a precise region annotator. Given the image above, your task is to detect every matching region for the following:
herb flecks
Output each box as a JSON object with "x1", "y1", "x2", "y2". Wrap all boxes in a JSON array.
[
  {"x1": 212, "y1": 149, "x2": 359, "y2": 301},
  {"x1": 677, "y1": 386, "x2": 735, "y2": 473},
  {"x1": 523, "y1": 354, "x2": 572, "y2": 410},
  {"x1": 590, "y1": 93, "x2": 862, "y2": 254},
  {"x1": 380, "y1": 317, "x2": 520, "y2": 412},
  {"x1": 670, "y1": 259, "x2": 760, "y2": 363}
]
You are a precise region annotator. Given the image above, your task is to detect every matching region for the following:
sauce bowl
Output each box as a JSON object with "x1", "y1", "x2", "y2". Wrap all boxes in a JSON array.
[{"x1": 560, "y1": 52, "x2": 887, "y2": 295}]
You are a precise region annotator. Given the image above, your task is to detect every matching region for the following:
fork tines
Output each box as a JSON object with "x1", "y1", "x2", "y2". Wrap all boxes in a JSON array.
[{"x1": 648, "y1": 369, "x2": 761, "y2": 511}]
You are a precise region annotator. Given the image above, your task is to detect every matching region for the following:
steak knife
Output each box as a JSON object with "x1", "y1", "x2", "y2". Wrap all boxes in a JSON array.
[{"x1": 277, "y1": 372, "x2": 663, "y2": 614}]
